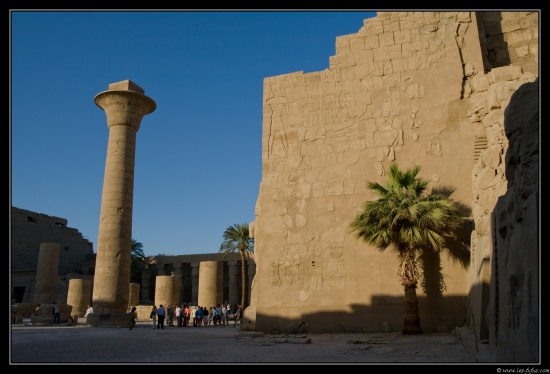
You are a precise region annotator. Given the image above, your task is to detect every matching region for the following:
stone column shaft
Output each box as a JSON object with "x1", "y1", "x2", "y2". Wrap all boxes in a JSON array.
[
  {"x1": 198, "y1": 261, "x2": 222, "y2": 308},
  {"x1": 91, "y1": 80, "x2": 155, "y2": 317},
  {"x1": 34, "y1": 243, "x2": 60, "y2": 304},
  {"x1": 155, "y1": 275, "x2": 180, "y2": 310},
  {"x1": 67, "y1": 278, "x2": 92, "y2": 318}
]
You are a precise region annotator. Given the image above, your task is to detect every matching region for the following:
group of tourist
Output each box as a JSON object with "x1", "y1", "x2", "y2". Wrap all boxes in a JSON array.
[
  {"x1": 128, "y1": 303, "x2": 244, "y2": 330},
  {"x1": 35, "y1": 300, "x2": 243, "y2": 330},
  {"x1": 190, "y1": 303, "x2": 234, "y2": 327},
  {"x1": 176, "y1": 304, "x2": 191, "y2": 326}
]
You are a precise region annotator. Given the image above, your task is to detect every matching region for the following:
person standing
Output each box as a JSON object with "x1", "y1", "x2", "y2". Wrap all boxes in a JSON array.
[
  {"x1": 202, "y1": 306, "x2": 209, "y2": 326},
  {"x1": 157, "y1": 304, "x2": 166, "y2": 329},
  {"x1": 191, "y1": 306, "x2": 197, "y2": 327},
  {"x1": 183, "y1": 305, "x2": 190, "y2": 327},
  {"x1": 215, "y1": 304, "x2": 223, "y2": 326},
  {"x1": 226, "y1": 303, "x2": 234, "y2": 324},
  {"x1": 195, "y1": 306, "x2": 203, "y2": 327},
  {"x1": 52, "y1": 301, "x2": 60, "y2": 324},
  {"x1": 209, "y1": 307, "x2": 217, "y2": 325},
  {"x1": 221, "y1": 304, "x2": 228, "y2": 326},
  {"x1": 234, "y1": 304, "x2": 243, "y2": 329},
  {"x1": 150, "y1": 306, "x2": 157, "y2": 329},
  {"x1": 167, "y1": 305, "x2": 174, "y2": 327},
  {"x1": 129, "y1": 306, "x2": 137, "y2": 330},
  {"x1": 175, "y1": 305, "x2": 183, "y2": 327}
]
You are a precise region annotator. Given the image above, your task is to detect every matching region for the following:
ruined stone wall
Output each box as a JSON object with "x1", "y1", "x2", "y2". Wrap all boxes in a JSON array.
[
  {"x1": 464, "y1": 11, "x2": 538, "y2": 359},
  {"x1": 481, "y1": 12, "x2": 538, "y2": 75},
  {"x1": 252, "y1": 11, "x2": 538, "y2": 338},
  {"x1": 11, "y1": 207, "x2": 94, "y2": 274},
  {"x1": 466, "y1": 66, "x2": 537, "y2": 343},
  {"x1": 11, "y1": 206, "x2": 94, "y2": 303}
]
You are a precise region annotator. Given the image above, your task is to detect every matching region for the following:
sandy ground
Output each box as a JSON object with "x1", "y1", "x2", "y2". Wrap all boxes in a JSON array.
[{"x1": 11, "y1": 319, "x2": 496, "y2": 365}]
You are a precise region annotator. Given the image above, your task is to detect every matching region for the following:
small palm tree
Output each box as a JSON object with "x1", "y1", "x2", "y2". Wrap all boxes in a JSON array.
[
  {"x1": 220, "y1": 223, "x2": 254, "y2": 308},
  {"x1": 349, "y1": 163, "x2": 464, "y2": 335},
  {"x1": 130, "y1": 239, "x2": 147, "y2": 283}
]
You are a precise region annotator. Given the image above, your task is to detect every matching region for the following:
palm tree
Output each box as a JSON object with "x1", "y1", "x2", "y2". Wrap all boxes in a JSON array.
[
  {"x1": 130, "y1": 239, "x2": 147, "y2": 283},
  {"x1": 349, "y1": 163, "x2": 464, "y2": 335},
  {"x1": 220, "y1": 223, "x2": 254, "y2": 308}
]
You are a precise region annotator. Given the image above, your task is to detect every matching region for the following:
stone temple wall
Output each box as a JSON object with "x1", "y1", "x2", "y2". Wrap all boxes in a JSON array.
[{"x1": 251, "y1": 10, "x2": 538, "y2": 343}]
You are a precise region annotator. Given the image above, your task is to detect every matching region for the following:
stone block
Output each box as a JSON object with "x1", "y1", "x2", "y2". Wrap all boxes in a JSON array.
[{"x1": 107, "y1": 80, "x2": 145, "y2": 94}]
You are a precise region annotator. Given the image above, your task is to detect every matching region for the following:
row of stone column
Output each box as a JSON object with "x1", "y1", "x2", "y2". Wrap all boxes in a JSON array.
[
  {"x1": 32, "y1": 244, "x2": 234, "y2": 317},
  {"x1": 67, "y1": 260, "x2": 227, "y2": 317},
  {"x1": 141, "y1": 260, "x2": 254, "y2": 306},
  {"x1": 66, "y1": 278, "x2": 137, "y2": 317},
  {"x1": 153, "y1": 261, "x2": 233, "y2": 308}
]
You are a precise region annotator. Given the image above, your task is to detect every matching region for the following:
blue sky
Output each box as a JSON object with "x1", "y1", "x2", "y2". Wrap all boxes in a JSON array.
[{"x1": 10, "y1": 10, "x2": 376, "y2": 257}]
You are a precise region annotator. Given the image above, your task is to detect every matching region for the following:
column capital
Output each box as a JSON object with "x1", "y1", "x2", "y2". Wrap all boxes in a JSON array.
[{"x1": 94, "y1": 80, "x2": 156, "y2": 131}]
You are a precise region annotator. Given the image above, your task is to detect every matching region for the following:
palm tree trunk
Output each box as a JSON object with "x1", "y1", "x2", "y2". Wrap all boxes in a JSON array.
[{"x1": 402, "y1": 283, "x2": 423, "y2": 335}]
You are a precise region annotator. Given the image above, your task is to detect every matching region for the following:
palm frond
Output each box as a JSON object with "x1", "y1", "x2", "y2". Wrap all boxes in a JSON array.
[
  {"x1": 219, "y1": 223, "x2": 254, "y2": 259},
  {"x1": 349, "y1": 162, "x2": 470, "y2": 289}
]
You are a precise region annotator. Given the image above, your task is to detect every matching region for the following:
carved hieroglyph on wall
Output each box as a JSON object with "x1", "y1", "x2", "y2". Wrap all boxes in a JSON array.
[{"x1": 270, "y1": 227, "x2": 346, "y2": 291}]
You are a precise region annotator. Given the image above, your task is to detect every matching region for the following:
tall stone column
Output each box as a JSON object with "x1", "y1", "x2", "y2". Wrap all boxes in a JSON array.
[
  {"x1": 33, "y1": 243, "x2": 60, "y2": 304},
  {"x1": 91, "y1": 80, "x2": 155, "y2": 323},
  {"x1": 228, "y1": 260, "x2": 240, "y2": 305},
  {"x1": 198, "y1": 261, "x2": 222, "y2": 308}
]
